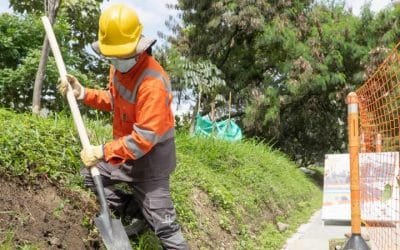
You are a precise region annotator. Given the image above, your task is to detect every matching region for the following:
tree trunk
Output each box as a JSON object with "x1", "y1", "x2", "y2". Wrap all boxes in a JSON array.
[
  {"x1": 189, "y1": 90, "x2": 202, "y2": 134},
  {"x1": 32, "y1": 0, "x2": 60, "y2": 114}
]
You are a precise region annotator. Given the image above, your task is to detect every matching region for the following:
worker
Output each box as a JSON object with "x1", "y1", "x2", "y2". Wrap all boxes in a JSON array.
[{"x1": 57, "y1": 4, "x2": 189, "y2": 249}]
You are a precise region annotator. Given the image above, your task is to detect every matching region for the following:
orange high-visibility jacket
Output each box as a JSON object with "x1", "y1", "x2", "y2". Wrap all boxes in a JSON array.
[{"x1": 83, "y1": 53, "x2": 175, "y2": 165}]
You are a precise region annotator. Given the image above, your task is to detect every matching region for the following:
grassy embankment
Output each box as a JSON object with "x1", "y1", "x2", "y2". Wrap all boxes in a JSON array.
[{"x1": 0, "y1": 108, "x2": 322, "y2": 249}]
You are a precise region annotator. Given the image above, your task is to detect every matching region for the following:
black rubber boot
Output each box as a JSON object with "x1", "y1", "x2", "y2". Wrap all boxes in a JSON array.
[
  {"x1": 121, "y1": 196, "x2": 147, "y2": 237},
  {"x1": 124, "y1": 218, "x2": 147, "y2": 237}
]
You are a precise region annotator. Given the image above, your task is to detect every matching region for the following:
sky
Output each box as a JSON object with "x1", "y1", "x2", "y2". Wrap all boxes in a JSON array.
[
  {"x1": 100, "y1": 0, "x2": 178, "y2": 40},
  {"x1": 344, "y1": 0, "x2": 392, "y2": 15},
  {"x1": 0, "y1": 0, "x2": 178, "y2": 39}
]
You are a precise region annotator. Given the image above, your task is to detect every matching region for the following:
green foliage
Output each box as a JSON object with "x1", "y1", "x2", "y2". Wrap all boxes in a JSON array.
[
  {"x1": 245, "y1": 223, "x2": 285, "y2": 249},
  {"x1": 132, "y1": 231, "x2": 162, "y2": 250},
  {"x1": 59, "y1": 0, "x2": 101, "y2": 52},
  {"x1": 53, "y1": 199, "x2": 70, "y2": 218},
  {"x1": 10, "y1": 0, "x2": 102, "y2": 54},
  {"x1": 0, "y1": 0, "x2": 109, "y2": 112},
  {"x1": 245, "y1": 3, "x2": 363, "y2": 164},
  {"x1": 0, "y1": 49, "x2": 57, "y2": 111},
  {"x1": 169, "y1": 0, "x2": 400, "y2": 165},
  {"x1": 0, "y1": 109, "x2": 81, "y2": 183},
  {"x1": 0, "y1": 231, "x2": 14, "y2": 250},
  {"x1": 0, "y1": 109, "x2": 111, "y2": 186},
  {"x1": 172, "y1": 132, "x2": 321, "y2": 248},
  {"x1": 0, "y1": 14, "x2": 43, "y2": 69},
  {"x1": 241, "y1": 199, "x2": 319, "y2": 249},
  {"x1": 0, "y1": 12, "x2": 103, "y2": 112},
  {"x1": 0, "y1": 231, "x2": 39, "y2": 250},
  {"x1": 159, "y1": 47, "x2": 226, "y2": 112},
  {"x1": 182, "y1": 60, "x2": 226, "y2": 95}
]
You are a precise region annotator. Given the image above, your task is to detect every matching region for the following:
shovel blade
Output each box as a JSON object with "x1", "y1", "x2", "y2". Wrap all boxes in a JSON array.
[{"x1": 95, "y1": 217, "x2": 132, "y2": 250}]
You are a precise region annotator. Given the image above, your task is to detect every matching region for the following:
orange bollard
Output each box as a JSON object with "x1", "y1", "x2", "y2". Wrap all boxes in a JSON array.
[{"x1": 343, "y1": 92, "x2": 369, "y2": 250}]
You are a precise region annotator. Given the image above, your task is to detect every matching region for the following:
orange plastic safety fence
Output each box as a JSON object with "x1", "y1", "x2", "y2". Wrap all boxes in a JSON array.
[{"x1": 356, "y1": 42, "x2": 400, "y2": 249}]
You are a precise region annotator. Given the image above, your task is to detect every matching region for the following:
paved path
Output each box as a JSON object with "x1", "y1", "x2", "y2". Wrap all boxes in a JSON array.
[{"x1": 283, "y1": 210, "x2": 351, "y2": 250}]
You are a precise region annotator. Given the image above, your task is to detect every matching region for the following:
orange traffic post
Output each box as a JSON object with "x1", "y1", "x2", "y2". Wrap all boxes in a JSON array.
[
  {"x1": 344, "y1": 92, "x2": 370, "y2": 250},
  {"x1": 376, "y1": 133, "x2": 382, "y2": 153}
]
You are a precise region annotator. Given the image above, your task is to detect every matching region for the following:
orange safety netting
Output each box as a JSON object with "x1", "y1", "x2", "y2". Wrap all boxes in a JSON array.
[{"x1": 356, "y1": 42, "x2": 400, "y2": 249}]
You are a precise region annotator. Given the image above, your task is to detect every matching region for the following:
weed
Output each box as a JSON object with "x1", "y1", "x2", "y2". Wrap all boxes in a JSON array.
[
  {"x1": 132, "y1": 230, "x2": 162, "y2": 250},
  {"x1": 53, "y1": 199, "x2": 70, "y2": 218},
  {"x1": 81, "y1": 215, "x2": 92, "y2": 229},
  {"x1": 219, "y1": 213, "x2": 232, "y2": 232},
  {"x1": 0, "y1": 231, "x2": 39, "y2": 250},
  {"x1": 0, "y1": 231, "x2": 14, "y2": 250}
]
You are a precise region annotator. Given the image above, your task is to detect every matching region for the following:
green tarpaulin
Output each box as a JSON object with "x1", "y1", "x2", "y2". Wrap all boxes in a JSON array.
[{"x1": 194, "y1": 114, "x2": 242, "y2": 141}]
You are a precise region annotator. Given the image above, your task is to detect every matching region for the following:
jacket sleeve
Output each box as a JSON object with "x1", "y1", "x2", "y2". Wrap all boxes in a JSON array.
[
  {"x1": 82, "y1": 67, "x2": 114, "y2": 111},
  {"x1": 103, "y1": 78, "x2": 174, "y2": 165},
  {"x1": 83, "y1": 89, "x2": 113, "y2": 111}
]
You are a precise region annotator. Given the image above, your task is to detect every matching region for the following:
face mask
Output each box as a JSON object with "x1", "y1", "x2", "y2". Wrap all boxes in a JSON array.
[{"x1": 110, "y1": 57, "x2": 138, "y2": 73}]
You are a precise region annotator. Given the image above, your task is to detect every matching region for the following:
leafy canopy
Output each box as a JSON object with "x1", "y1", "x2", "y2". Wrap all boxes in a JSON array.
[{"x1": 167, "y1": 0, "x2": 400, "y2": 164}]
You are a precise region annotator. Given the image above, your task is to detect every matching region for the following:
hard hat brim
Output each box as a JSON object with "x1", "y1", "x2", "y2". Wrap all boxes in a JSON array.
[
  {"x1": 99, "y1": 39, "x2": 139, "y2": 58},
  {"x1": 91, "y1": 36, "x2": 156, "y2": 58}
]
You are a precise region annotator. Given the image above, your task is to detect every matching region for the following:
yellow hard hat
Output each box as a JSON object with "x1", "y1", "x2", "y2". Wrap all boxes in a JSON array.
[{"x1": 98, "y1": 4, "x2": 143, "y2": 58}]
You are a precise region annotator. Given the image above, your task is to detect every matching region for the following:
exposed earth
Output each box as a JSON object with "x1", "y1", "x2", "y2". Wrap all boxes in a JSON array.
[{"x1": 0, "y1": 175, "x2": 100, "y2": 249}]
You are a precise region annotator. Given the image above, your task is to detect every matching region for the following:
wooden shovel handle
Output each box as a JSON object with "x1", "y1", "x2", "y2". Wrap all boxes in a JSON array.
[{"x1": 41, "y1": 16, "x2": 99, "y2": 176}]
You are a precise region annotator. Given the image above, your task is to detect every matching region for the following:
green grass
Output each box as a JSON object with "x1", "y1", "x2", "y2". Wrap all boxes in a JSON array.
[
  {"x1": 0, "y1": 231, "x2": 39, "y2": 250},
  {"x1": 0, "y1": 108, "x2": 322, "y2": 249},
  {"x1": 171, "y1": 134, "x2": 321, "y2": 249},
  {"x1": 0, "y1": 108, "x2": 82, "y2": 185}
]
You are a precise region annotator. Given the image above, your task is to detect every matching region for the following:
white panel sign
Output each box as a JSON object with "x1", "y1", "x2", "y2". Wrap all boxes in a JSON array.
[{"x1": 322, "y1": 152, "x2": 399, "y2": 222}]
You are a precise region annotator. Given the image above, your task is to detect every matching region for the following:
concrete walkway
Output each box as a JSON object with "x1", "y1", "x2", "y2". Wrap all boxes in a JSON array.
[{"x1": 283, "y1": 210, "x2": 351, "y2": 250}]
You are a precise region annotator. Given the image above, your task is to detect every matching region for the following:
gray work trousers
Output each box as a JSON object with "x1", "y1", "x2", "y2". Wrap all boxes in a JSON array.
[{"x1": 82, "y1": 161, "x2": 189, "y2": 250}]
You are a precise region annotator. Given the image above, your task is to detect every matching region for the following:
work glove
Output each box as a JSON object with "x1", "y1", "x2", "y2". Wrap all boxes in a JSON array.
[
  {"x1": 57, "y1": 74, "x2": 84, "y2": 100},
  {"x1": 80, "y1": 145, "x2": 104, "y2": 167}
]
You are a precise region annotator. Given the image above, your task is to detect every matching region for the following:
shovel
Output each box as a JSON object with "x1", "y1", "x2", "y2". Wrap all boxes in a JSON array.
[{"x1": 41, "y1": 16, "x2": 132, "y2": 250}]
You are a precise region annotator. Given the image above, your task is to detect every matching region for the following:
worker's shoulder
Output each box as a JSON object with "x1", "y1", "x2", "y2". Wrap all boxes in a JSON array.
[
  {"x1": 139, "y1": 75, "x2": 170, "y2": 93},
  {"x1": 140, "y1": 55, "x2": 170, "y2": 84},
  {"x1": 138, "y1": 72, "x2": 170, "y2": 95},
  {"x1": 144, "y1": 55, "x2": 169, "y2": 77}
]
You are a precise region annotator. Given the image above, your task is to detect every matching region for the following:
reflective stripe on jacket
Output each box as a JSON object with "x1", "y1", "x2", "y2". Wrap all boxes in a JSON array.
[{"x1": 83, "y1": 53, "x2": 175, "y2": 165}]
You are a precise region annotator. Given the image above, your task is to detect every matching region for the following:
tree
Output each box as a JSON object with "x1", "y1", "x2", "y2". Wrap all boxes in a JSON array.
[
  {"x1": 158, "y1": 47, "x2": 227, "y2": 131},
  {"x1": 168, "y1": 0, "x2": 400, "y2": 165},
  {"x1": 0, "y1": 14, "x2": 43, "y2": 69},
  {"x1": 9, "y1": 0, "x2": 107, "y2": 113},
  {"x1": 0, "y1": 13, "x2": 96, "y2": 112},
  {"x1": 32, "y1": 0, "x2": 60, "y2": 114},
  {"x1": 10, "y1": 0, "x2": 102, "y2": 52}
]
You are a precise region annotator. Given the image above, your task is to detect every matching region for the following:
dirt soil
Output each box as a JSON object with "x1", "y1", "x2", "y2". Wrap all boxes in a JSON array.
[
  {"x1": 187, "y1": 187, "x2": 238, "y2": 249},
  {"x1": 0, "y1": 176, "x2": 100, "y2": 249},
  {"x1": 186, "y1": 187, "x2": 279, "y2": 249}
]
